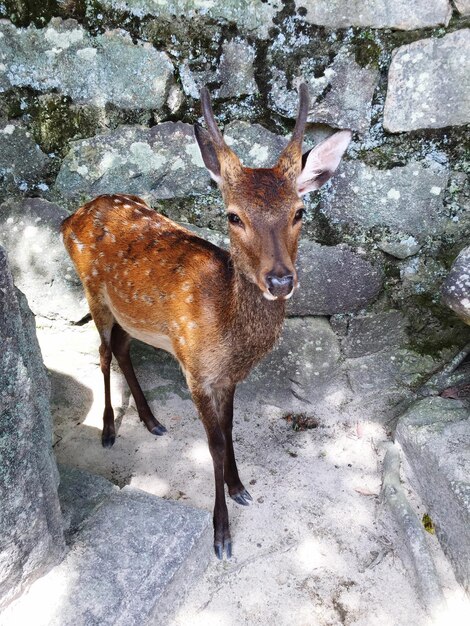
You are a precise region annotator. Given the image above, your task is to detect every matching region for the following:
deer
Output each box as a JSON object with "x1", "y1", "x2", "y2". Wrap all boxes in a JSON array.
[{"x1": 61, "y1": 84, "x2": 352, "y2": 559}]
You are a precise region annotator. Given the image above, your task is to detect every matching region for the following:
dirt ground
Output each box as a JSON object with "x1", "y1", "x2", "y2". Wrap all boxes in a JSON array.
[{"x1": 36, "y1": 317, "x2": 469, "y2": 626}]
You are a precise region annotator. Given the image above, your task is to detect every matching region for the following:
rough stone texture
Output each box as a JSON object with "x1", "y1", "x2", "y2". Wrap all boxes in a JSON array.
[
  {"x1": 224, "y1": 121, "x2": 288, "y2": 167},
  {"x1": 0, "y1": 247, "x2": 65, "y2": 609},
  {"x1": 58, "y1": 465, "x2": 118, "y2": 543},
  {"x1": 0, "y1": 18, "x2": 174, "y2": 111},
  {"x1": 395, "y1": 397, "x2": 470, "y2": 593},
  {"x1": 243, "y1": 316, "x2": 343, "y2": 408},
  {"x1": 343, "y1": 311, "x2": 408, "y2": 358},
  {"x1": 53, "y1": 120, "x2": 289, "y2": 206},
  {"x1": 454, "y1": 0, "x2": 470, "y2": 16},
  {"x1": 441, "y1": 245, "x2": 470, "y2": 325},
  {"x1": 1, "y1": 470, "x2": 213, "y2": 626},
  {"x1": 296, "y1": 0, "x2": 452, "y2": 29},
  {"x1": 288, "y1": 240, "x2": 383, "y2": 316},
  {"x1": 54, "y1": 122, "x2": 210, "y2": 205},
  {"x1": 346, "y1": 349, "x2": 435, "y2": 397},
  {"x1": 320, "y1": 161, "x2": 450, "y2": 242},
  {"x1": 180, "y1": 38, "x2": 257, "y2": 99},
  {"x1": 99, "y1": 0, "x2": 282, "y2": 39},
  {"x1": 0, "y1": 198, "x2": 88, "y2": 322},
  {"x1": 377, "y1": 236, "x2": 423, "y2": 260},
  {"x1": 384, "y1": 30, "x2": 470, "y2": 132},
  {"x1": 0, "y1": 122, "x2": 49, "y2": 196},
  {"x1": 269, "y1": 48, "x2": 379, "y2": 133}
]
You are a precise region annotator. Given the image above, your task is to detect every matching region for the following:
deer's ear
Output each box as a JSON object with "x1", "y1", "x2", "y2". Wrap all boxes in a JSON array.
[
  {"x1": 194, "y1": 123, "x2": 222, "y2": 184},
  {"x1": 297, "y1": 130, "x2": 352, "y2": 196}
]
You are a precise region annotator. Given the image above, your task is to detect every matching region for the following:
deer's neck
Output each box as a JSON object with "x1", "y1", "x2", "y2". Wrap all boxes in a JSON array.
[{"x1": 226, "y1": 264, "x2": 286, "y2": 355}]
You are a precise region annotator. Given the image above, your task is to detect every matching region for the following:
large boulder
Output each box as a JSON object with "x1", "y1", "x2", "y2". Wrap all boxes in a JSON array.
[
  {"x1": 53, "y1": 120, "x2": 290, "y2": 207},
  {"x1": 288, "y1": 241, "x2": 383, "y2": 316},
  {"x1": 319, "y1": 160, "x2": 449, "y2": 249},
  {"x1": 395, "y1": 398, "x2": 470, "y2": 593},
  {"x1": 295, "y1": 0, "x2": 452, "y2": 29},
  {"x1": 97, "y1": 0, "x2": 282, "y2": 39},
  {"x1": 0, "y1": 246, "x2": 65, "y2": 609},
  {"x1": 384, "y1": 30, "x2": 470, "y2": 132},
  {"x1": 0, "y1": 198, "x2": 88, "y2": 322},
  {"x1": 0, "y1": 18, "x2": 175, "y2": 112}
]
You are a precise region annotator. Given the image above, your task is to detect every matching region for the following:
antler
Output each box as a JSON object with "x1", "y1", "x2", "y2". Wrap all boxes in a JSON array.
[
  {"x1": 290, "y1": 82, "x2": 310, "y2": 147},
  {"x1": 276, "y1": 83, "x2": 310, "y2": 177},
  {"x1": 200, "y1": 87, "x2": 227, "y2": 148}
]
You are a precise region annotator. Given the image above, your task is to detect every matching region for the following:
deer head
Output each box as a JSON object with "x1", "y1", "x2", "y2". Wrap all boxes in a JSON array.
[{"x1": 194, "y1": 84, "x2": 352, "y2": 301}]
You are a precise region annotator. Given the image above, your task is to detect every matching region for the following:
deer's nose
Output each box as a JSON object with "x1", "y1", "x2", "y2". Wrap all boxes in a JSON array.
[{"x1": 266, "y1": 272, "x2": 294, "y2": 298}]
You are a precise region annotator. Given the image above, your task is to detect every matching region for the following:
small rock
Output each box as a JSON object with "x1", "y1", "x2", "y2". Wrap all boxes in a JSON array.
[
  {"x1": 384, "y1": 30, "x2": 470, "y2": 132},
  {"x1": 441, "y1": 245, "x2": 470, "y2": 325},
  {"x1": 377, "y1": 236, "x2": 423, "y2": 260},
  {"x1": 295, "y1": 0, "x2": 452, "y2": 29}
]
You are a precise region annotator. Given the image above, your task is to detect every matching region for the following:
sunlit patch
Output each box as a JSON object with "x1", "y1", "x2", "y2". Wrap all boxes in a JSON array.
[
  {"x1": 186, "y1": 440, "x2": 212, "y2": 467},
  {"x1": 130, "y1": 475, "x2": 169, "y2": 497}
]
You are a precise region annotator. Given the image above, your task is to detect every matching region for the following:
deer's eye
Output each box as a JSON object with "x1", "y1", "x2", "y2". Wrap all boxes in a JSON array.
[
  {"x1": 227, "y1": 212, "x2": 243, "y2": 226},
  {"x1": 293, "y1": 208, "x2": 305, "y2": 224}
]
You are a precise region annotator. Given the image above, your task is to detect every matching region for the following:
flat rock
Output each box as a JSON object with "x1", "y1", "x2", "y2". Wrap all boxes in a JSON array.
[
  {"x1": 395, "y1": 397, "x2": 470, "y2": 593},
  {"x1": 0, "y1": 18, "x2": 174, "y2": 111},
  {"x1": 296, "y1": 0, "x2": 452, "y2": 29},
  {"x1": 288, "y1": 240, "x2": 383, "y2": 316},
  {"x1": 0, "y1": 468, "x2": 212, "y2": 626},
  {"x1": 441, "y1": 245, "x2": 470, "y2": 325},
  {"x1": 384, "y1": 30, "x2": 470, "y2": 132},
  {"x1": 269, "y1": 48, "x2": 379, "y2": 133},
  {"x1": 98, "y1": 0, "x2": 282, "y2": 39},
  {"x1": 180, "y1": 38, "x2": 257, "y2": 99},
  {"x1": 0, "y1": 198, "x2": 88, "y2": 322},
  {"x1": 343, "y1": 311, "x2": 408, "y2": 358},
  {"x1": 320, "y1": 160, "x2": 449, "y2": 242},
  {"x1": 0, "y1": 122, "x2": 49, "y2": 196},
  {"x1": 0, "y1": 248, "x2": 65, "y2": 609}
]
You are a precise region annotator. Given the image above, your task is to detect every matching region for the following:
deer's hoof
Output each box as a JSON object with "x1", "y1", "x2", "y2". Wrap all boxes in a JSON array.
[
  {"x1": 214, "y1": 539, "x2": 232, "y2": 560},
  {"x1": 101, "y1": 433, "x2": 115, "y2": 448},
  {"x1": 151, "y1": 424, "x2": 167, "y2": 436},
  {"x1": 230, "y1": 488, "x2": 252, "y2": 506}
]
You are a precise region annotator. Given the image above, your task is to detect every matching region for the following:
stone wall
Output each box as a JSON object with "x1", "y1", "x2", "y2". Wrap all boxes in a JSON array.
[
  {"x1": 0, "y1": 0, "x2": 469, "y2": 417},
  {"x1": 0, "y1": 246, "x2": 65, "y2": 609}
]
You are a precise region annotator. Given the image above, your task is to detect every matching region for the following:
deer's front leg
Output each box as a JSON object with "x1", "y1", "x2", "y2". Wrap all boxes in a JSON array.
[
  {"x1": 191, "y1": 386, "x2": 231, "y2": 559},
  {"x1": 214, "y1": 385, "x2": 252, "y2": 506}
]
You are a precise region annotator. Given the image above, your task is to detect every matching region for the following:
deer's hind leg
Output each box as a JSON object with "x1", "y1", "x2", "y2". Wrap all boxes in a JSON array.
[
  {"x1": 86, "y1": 296, "x2": 116, "y2": 447},
  {"x1": 110, "y1": 323, "x2": 167, "y2": 436}
]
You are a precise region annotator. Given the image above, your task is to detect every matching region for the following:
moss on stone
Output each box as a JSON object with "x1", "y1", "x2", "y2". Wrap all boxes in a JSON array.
[{"x1": 30, "y1": 95, "x2": 101, "y2": 157}]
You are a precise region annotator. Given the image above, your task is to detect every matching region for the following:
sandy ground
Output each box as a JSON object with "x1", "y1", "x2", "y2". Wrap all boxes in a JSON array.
[{"x1": 35, "y1": 317, "x2": 469, "y2": 626}]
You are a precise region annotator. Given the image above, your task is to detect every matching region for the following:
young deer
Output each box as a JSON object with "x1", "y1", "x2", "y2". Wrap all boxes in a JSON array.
[{"x1": 61, "y1": 85, "x2": 351, "y2": 559}]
